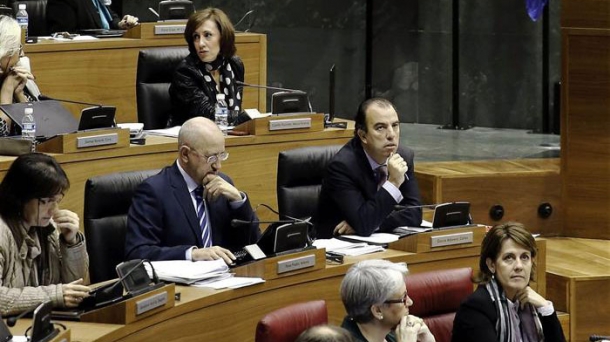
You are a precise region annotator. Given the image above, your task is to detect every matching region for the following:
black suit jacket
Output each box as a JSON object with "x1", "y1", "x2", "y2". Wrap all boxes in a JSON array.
[
  {"x1": 452, "y1": 286, "x2": 566, "y2": 342},
  {"x1": 47, "y1": 0, "x2": 120, "y2": 33},
  {"x1": 315, "y1": 137, "x2": 422, "y2": 239},
  {"x1": 124, "y1": 163, "x2": 260, "y2": 261}
]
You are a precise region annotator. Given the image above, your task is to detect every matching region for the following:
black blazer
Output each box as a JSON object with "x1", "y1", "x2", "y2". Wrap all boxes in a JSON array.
[
  {"x1": 452, "y1": 286, "x2": 566, "y2": 342},
  {"x1": 124, "y1": 163, "x2": 260, "y2": 261},
  {"x1": 315, "y1": 137, "x2": 422, "y2": 239},
  {"x1": 47, "y1": 0, "x2": 121, "y2": 33}
]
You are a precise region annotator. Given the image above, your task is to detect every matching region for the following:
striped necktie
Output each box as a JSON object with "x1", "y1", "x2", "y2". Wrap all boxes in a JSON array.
[{"x1": 193, "y1": 186, "x2": 212, "y2": 247}]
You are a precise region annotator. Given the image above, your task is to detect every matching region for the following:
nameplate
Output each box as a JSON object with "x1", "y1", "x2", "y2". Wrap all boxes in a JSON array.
[
  {"x1": 269, "y1": 118, "x2": 312, "y2": 131},
  {"x1": 135, "y1": 291, "x2": 168, "y2": 315},
  {"x1": 277, "y1": 254, "x2": 316, "y2": 274},
  {"x1": 430, "y1": 232, "x2": 474, "y2": 247},
  {"x1": 76, "y1": 133, "x2": 118, "y2": 148},
  {"x1": 154, "y1": 24, "x2": 186, "y2": 35}
]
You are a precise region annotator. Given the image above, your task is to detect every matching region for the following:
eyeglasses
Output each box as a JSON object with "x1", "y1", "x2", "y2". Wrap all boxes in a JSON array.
[
  {"x1": 187, "y1": 146, "x2": 229, "y2": 164},
  {"x1": 38, "y1": 195, "x2": 64, "y2": 206},
  {"x1": 384, "y1": 292, "x2": 409, "y2": 306}
]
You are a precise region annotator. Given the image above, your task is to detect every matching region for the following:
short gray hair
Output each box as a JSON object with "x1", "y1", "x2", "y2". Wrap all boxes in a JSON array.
[
  {"x1": 0, "y1": 16, "x2": 20, "y2": 60},
  {"x1": 340, "y1": 259, "x2": 408, "y2": 323}
]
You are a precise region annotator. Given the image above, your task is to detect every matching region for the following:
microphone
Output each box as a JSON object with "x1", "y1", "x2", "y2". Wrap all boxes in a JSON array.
[
  {"x1": 38, "y1": 94, "x2": 102, "y2": 108},
  {"x1": 148, "y1": 7, "x2": 160, "y2": 18},
  {"x1": 590, "y1": 336, "x2": 610, "y2": 342},
  {"x1": 393, "y1": 204, "x2": 440, "y2": 211},
  {"x1": 236, "y1": 81, "x2": 306, "y2": 94},
  {"x1": 231, "y1": 218, "x2": 313, "y2": 228},
  {"x1": 7, "y1": 303, "x2": 40, "y2": 327},
  {"x1": 234, "y1": 10, "x2": 254, "y2": 32}
]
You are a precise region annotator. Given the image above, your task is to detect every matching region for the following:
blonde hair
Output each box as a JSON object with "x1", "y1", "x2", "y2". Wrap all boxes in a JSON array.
[{"x1": 0, "y1": 15, "x2": 21, "y2": 60}]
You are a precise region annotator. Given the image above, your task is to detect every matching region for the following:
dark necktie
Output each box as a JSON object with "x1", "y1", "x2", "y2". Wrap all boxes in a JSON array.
[
  {"x1": 193, "y1": 186, "x2": 212, "y2": 247},
  {"x1": 376, "y1": 165, "x2": 388, "y2": 190}
]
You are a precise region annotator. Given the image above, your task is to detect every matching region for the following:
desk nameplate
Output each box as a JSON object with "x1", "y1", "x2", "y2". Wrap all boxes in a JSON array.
[
  {"x1": 154, "y1": 24, "x2": 186, "y2": 35},
  {"x1": 277, "y1": 254, "x2": 315, "y2": 274},
  {"x1": 135, "y1": 291, "x2": 168, "y2": 315},
  {"x1": 77, "y1": 133, "x2": 118, "y2": 148},
  {"x1": 269, "y1": 118, "x2": 312, "y2": 131},
  {"x1": 430, "y1": 232, "x2": 473, "y2": 248}
]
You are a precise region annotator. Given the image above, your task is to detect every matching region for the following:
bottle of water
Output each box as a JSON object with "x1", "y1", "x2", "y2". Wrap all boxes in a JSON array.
[
  {"x1": 215, "y1": 94, "x2": 229, "y2": 134},
  {"x1": 22, "y1": 106, "x2": 36, "y2": 152},
  {"x1": 16, "y1": 4, "x2": 28, "y2": 43}
]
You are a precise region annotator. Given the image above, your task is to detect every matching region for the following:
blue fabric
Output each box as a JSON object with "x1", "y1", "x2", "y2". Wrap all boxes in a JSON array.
[
  {"x1": 193, "y1": 186, "x2": 212, "y2": 247},
  {"x1": 91, "y1": 0, "x2": 111, "y2": 29},
  {"x1": 526, "y1": 0, "x2": 548, "y2": 21}
]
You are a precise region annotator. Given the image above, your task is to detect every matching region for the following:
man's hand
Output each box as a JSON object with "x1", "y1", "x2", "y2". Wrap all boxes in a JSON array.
[
  {"x1": 118, "y1": 15, "x2": 139, "y2": 29},
  {"x1": 203, "y1": 174, "x2": 242, "y2": 202},
  {"x1": 192, "y1": 246, "x2": 236, "y2": 265},
  {"x1": 333, "y1": 220, "x2": 356, "y2": 236},
  {"x1": 387, "y1": 152, "x2": 408, "y2": 188},
  {"x1": 53, "y1": 209, "x2": 80, "y2": 244}
]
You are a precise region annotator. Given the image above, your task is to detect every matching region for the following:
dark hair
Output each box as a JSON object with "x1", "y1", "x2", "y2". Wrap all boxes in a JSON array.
[
  {"x1": 0, "y1": 153, "x2": 69, "y2": 234},
  {"x1": 353, "y1": 97, "x2": 397, "y2": 137},
  {"x1": 474, "y1": 222, "x2": 538, "y2": 284},
  {"x1": 184, "y1": 8, "x2": 236, "y2": 58},
  {"x1": 295, "y1": 325, "x2": 355, "y2": 342}
]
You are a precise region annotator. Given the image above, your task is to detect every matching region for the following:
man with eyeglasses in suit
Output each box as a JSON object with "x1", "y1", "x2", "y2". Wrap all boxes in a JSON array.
[{"x1": 125, "y1": 117, "x2": 260, "y2": 264}]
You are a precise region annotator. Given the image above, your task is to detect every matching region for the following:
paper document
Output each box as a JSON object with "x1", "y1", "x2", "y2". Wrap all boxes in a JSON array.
[
  {"x1": 145, "y1": 125, "x2": 181, "y2": 138},
  {"x1": 340, "y1": 233, "x2": 400, "y2": 245},
  {"x1": 195, "y1": 276, "x2": 265, "y2": 289},
  {"x1": 244, "y1": 108, "x2": 272, "y2": 119},
  {"x1": 147, "y1": 259, "x2": 229, "y2": 284},
  {"x1": 314, "y1": 238, "x2": 385, "y2": 256}
]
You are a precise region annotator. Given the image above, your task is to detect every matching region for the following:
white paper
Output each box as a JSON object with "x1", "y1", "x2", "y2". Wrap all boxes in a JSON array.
[
  {"x1": 244, "y1": 108, "x2": 272, "y2": 119},
  {"x1": 313, "y1": 238, "x2": 368, "y2": 252},
  {"x1": 195, "y1": 276, "x2": 265, "y2": 289},
  {"x1": 341, "y1": 233, "x2": 400, "y2": 244},
  {"x1": 421, "y1": 219, "x2": 433, "y2": 228},
  {"x1": 145, "y1": 125, "x2": 181, "y2": 138},
  {"x1": 147, "y1": 259, "x2": 229, "y2": 284}
]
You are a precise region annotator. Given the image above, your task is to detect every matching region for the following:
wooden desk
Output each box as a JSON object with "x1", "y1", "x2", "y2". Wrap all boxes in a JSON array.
[
  {"x1": 8, "y1": 246, "x2": 483, "y2": 342},
  {"x1": 0, "y1": 123, "x2": 354, "y2": 224},
  {"x1": 24, "y1": 29, "x2": 267, "y2": 124}
]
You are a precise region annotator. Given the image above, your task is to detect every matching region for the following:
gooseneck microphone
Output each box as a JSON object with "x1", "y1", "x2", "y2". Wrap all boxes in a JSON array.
[
  {"x1": 38, "y1": 94, "x2": 102, "y2": 108},
  {"x1": 236, "y1": 81, "x2": 306, "y2": 94},
  {"x1": 590, "y1": 335, "x2": 610, "y2": 342},
  {"x1": 6, "y1": 303, "x2": 41, "y2": 327},
  {"x1": 231, "y1": 219, "x2": 313, "y2": 228}
]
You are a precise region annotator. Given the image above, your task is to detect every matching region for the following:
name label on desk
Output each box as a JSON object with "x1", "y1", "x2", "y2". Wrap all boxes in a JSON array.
[
  {"x1": 269, "y1": 118, "x2": 311, "y2": 131},
  {"x1": 277, "y1": 254, "x2": 315, "y2": 274},
  {"x1": 430, "y1": 231, "x2": 473, "y2": 248},
  {"x1": 135, "y1": 291, "x2": 168, "y2": 315},
  {"x1": 154, "y1": 24, "x2": 186, "y2": 35},
  {"x1": 76, "y1": 133, "x2": 118, "y2": 148}
]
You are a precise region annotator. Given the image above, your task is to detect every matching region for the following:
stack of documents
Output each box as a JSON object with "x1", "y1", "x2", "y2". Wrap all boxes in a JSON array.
[
  {"x1": 148, "y1": 259, "x2": 229, "y2": 285},
  {"x1": 194, "y1": 276, "x2": 265, "y2": 289},
  {"x1": 339, "y1": 233, "x2": 401, "y2": 245},
  {"x1": 145, "y1": 126, "x2": 181, "y2": 138},
  {"x1": 313, "y1": 238, "x2": 385, "y2": 256}
]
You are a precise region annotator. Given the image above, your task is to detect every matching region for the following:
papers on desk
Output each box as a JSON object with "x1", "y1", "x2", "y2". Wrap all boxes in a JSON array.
[
  {"x1": 147, "y1": 259, "x2": 229, "y2": 285},
  {"x1": 193, "y1": 276, "x2": 265, "y2": 289},
  {"x1": 313, "y1": 238, "x2": 385, "y2": 256},
  {"x1": 339, "y1": 233, "x2": 401, "y2": 245},
  {"x1": 145, "y1": 125, "x2": 181, "y2": 138}
]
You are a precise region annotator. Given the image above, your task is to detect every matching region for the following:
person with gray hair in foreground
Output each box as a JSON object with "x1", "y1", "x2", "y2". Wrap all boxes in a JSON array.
[
  {"x1": 296, "y1": 325, "x2": 355, "y2": 342},
  {"x1": 340, "y1": 259, "x2": 435, "y2": 342}
]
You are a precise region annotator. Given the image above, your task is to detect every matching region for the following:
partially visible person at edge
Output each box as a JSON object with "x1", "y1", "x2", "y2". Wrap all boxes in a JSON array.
[
  {"x1": 47, "y1": 0, "x2": 138, "y2": 33},
  {"x1": 451, "y1": 222, "x2": 566, "y2": 342},
  {"x1": 0, "y1": 15, "x2": 40, "y2": 136},
  {"x1": 168, "y1": 7, "x2": 244, "y2": 126},
  {"x1": 0, "y1": 153, "x2": 90, "y2": 316}
]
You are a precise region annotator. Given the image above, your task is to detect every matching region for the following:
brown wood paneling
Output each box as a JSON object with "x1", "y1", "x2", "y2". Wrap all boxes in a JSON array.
[
  {"x1": 562, "y1": 29, "x2": 610, "y2": 239},
  {"x1": 562, "y1": 0, "x2": 610, "y2": 29}
]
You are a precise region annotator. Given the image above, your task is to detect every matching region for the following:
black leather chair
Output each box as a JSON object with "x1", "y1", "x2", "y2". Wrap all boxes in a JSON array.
[
  {"x1": 12, "y1": 0, "x2": 48, "y2": 37},
  {"x1": 136, "y1": 47, "x2": 189, "y2": 130},
  {"x1": 84, "y1": 169, "x2": 159, "y2": 283},
  {"x1": 276, "y1": 145, "x2": 342, "y2": 220}
]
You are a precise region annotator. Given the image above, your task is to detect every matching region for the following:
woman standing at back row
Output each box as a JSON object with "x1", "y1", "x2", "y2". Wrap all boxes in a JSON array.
[{"x1": 169, "y1": 8, "x2": 244, "y2": 127}]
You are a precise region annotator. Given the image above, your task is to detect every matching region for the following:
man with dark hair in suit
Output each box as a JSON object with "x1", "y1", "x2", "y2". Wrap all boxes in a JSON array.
[
  {"x1": 125, "y1": 117, "x2": 260, "y2": 264},
  {"x1": 315, "y1": 98, "x2": 422, "y2": 239},
  {"x1": 47, "y1": 0, "x2": 138, "y2": 33}
]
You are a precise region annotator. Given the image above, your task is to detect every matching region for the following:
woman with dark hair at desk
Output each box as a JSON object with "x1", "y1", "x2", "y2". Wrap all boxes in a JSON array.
[
  {"x1": 452, "y1": 222, "x2": 565, "y2": 342},
  {"x1": 0, "y1": 153, "x2": 90, "y2": 316},
  {"x1": 168, "y1": 8, "x2": 244, "y2": 126},
  {"x1": 47, "y1": 0, "x2": 138, "y2": 33},
  {"x1": 0, "y1": 15, "x2": 39, "y2": 136}
]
